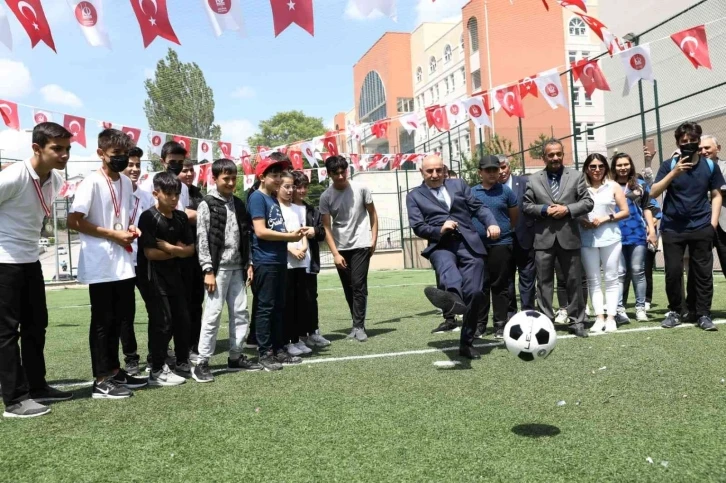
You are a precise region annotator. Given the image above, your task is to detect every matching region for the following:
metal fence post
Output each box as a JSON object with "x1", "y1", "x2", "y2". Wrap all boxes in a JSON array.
[
  {"x1": 478, "y1": 127, "x2": 484, "y2": 161},
  {"x1": 568, "y1": 70, "x2": 579, "y2": 170},
  {"x1": 517, "y1": 117, "x2": 525, "y2": 172},
  {"x1": 447, "y1": 130, "x2": 453, "y2": 170},
  {"x1": 396, "y1": 170, "x2": 406, "y2": 267},
  {"x1": 638, "y1": 80, "x2": 647, "y2": 146},
  {"x1": 653, "y1": 80, "x2": 664, "y2": 164},
  {"x1": 404, "y1": 170, "x2": 414, "y2": 268}
]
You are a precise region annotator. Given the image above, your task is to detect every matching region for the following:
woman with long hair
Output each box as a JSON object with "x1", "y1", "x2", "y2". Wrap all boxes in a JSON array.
[
  {"x1": 611, "y1": 153, "x2": 657, "y2": 322},
  {"x1": 579, "y1": 154, "x2": 630, "y2": 333}
]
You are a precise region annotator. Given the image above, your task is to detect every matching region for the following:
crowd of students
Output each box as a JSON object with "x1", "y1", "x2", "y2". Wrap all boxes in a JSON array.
[{"x1": 0, "y1": 123, "x2": 378, "y2": 418}]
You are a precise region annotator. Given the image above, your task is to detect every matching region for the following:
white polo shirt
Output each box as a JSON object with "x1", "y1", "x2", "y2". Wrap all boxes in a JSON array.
[
  {"x1": 0, "y1": 159, "x2": 63, "y2": 263},
  {"x1": 129, "y1": 187, "x2": 155, "y2": 266},
  {"x1": 70, "y1": 170, "x2": 135, "y2": 284},
  {"x1": 138, "y1": 171, "x2": 189, "y2": 211}
]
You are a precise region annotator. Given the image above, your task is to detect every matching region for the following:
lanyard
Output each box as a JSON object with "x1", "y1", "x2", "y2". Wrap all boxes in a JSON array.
[
  {"x1": 100, "y1": 169, "x2": 122, "y2": 219},
  {"x1": 26, "y1": 164, "x2": 51, "y2": 217},
  {"x1": 129, "y1": 197, "x2": 141, "y2": 226}
]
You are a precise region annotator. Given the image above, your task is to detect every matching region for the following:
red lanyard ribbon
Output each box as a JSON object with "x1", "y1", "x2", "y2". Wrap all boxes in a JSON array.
[
  {"x1": 129, "y1": 197, "x2": 140, "y2": 226},
  {"x1": 100, "y1": 170, "x2": 122, "y2": 219},
  {"x1": 27, "y1": 164, "x2": 51, "y2": 217}
]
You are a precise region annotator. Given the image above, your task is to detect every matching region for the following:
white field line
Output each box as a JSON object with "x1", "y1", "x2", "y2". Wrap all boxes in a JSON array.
[{"x1": 50, "y1": 318, "x2": 725, "y2": 390}]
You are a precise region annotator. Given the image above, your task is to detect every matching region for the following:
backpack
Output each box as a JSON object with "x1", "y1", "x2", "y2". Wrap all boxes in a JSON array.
[{"x1": 670, "y1": 156, "x2": 714, "y2": 174}]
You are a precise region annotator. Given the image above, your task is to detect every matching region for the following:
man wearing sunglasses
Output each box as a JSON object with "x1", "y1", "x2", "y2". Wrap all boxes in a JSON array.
[{"x1": 407, "y1": 155, "x2": 500, "y2": 360}]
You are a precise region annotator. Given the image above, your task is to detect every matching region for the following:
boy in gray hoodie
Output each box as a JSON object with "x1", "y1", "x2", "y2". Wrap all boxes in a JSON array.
[{"x1": 192, "y1": 159, "x2": 260, "y2": 383}]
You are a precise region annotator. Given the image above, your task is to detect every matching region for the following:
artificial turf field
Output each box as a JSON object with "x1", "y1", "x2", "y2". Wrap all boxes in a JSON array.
[{"x1": 2, "y1": 269, "x2": 726, "y2": 482}]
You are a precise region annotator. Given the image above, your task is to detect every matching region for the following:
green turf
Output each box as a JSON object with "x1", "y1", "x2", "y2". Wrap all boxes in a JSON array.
[{"x1": 3, "y1": 270, "x2": 726, "y2": 482}]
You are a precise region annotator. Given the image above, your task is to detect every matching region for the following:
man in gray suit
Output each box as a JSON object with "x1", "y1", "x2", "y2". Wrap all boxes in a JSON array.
[
  {"x1": 700, "y1": 135, "x2": 726, "y2": 277},
  {"x1": 523, "y1": 139, "x2": 594, "y2": 337}
]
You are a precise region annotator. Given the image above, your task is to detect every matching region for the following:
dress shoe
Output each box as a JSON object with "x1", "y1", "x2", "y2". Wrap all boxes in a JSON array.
[
  {"x1": 568, "y1": 323, "x2": 588, "y2": 338},
  {"x1": 459, "y1": 345, "x2": 481, "y2": 359}
]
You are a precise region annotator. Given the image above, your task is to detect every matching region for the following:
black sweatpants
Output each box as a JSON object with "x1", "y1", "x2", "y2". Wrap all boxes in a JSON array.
[
  {"x1": 147, "y1": 287, "x2": 190, "y2": 372},
  {"x1": 663, "y1": 226, "x2": 714, "y2": 317},
  {"x1": 0, "y1": 262, "x2": 48, "y2": 407},
  {"x1": 304, "y1": 273, "x2": 320, "y2": 335},
  {"x1": 118, "y1": 274, "x2": 141, "y2": 365},
  {"x1": 182, "y1": 256, "x2": 204, "y2": 354},
  {"x1": 284, "y1": 267, "x2": 308, "y2": 344},
  {"x1": 253, "y1": 264, "x2": 287, "y2": 355},
  {"x1": 89, "y1": 278, "x2": 135, "y2": 378},
  {"x1": 480, "y1": 244, "x2": 513, "y2": 329},
  {"x1": 336, "y1": 248, "x2": 371, "y2": 329}
]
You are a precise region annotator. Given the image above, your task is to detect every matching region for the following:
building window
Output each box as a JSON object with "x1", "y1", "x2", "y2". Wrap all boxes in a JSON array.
[
  {"x1": 572, "y1": 87, "x2": 580, "y2": 106},
  {"x1": 584, "y1": 90, "x2": 592, "y2": 106},
  {"x1": 397, "y1": 98, "x2": 414, "y2": 113},
  {"x1": 429, "y1": 56, "x2": 437, "y2": 74},
  {"x1": 576, "y1": 123, "x2": 596, "y2": 142},
  {"x1": 434, "y1": 84, "x2": 440, "y2": 101},
  {"x1": 460, "y1": 67, "x2": 466, "y2": 86},
  {"x1": 444, "y1": 44, "x2": 452, "y2": 63},
  {"x1": 444, "y1": 77, "x2": 450, "y2": 94},
  {"x1": 460, "y1": 33, "x2": 464, "y2": 52},
  {"x1": 467, "y1": 17, "x2": 479, "y2": 53},
  {"x1": 450, "y1": 74, "x2": 455, "y2": 91},
  {"x1": 429, "y1": 88, "x2": 434, "y2": 103},
  {"x1": 568, "y1": 50, "x2": 577, "y2": 64},
  {"x1": 569, "y1": 17, "x2": 587, "y2": 36},
  {"x1": 358, "y1": 70, "x2": 386, "y2": 123},
  {"x1": 464, "y1": 134, "x2": 470, "y2": 153},
  {"x1": 471, "y1": 69, "x2": 482, "y2": 91},
  {"x1": 416, "y1": 66, "x2": 422, "y2": 83},
  {"x1": 581, "y1": 50, "x2": 590, "y2": 60}
]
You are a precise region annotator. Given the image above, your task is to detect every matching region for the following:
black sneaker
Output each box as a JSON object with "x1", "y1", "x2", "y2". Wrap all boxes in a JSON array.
[
  {"x1": 275, "y1": 350, "x2": 302, "y2": 365},
  {"x1": 431, "y1": 319, "x2": 458, "y2": 334},
  {"x1": 228, "y1": 356, "x2": 263, "y2": 372},
  {"x1": 113, "y1": 369, "x2": 148, "y2": 389},
  {"x1": 29, "y1": 385, "x2": 73, "y2": 403},
  {"x1": 92, "y1": 379, "x2": 133, "y2": 399},
  {"x1": 474, "y1": 323, "x2": 487, "y2": 339},
  {"x1": 698, "y1": 316, "x2": 717, "y2": 331},
  {"x1": 494, "y1": 327, "x2": 505, "y2": 339},
  {"x1": 661, "y1": 311, "x2": 681, "y2": 329},
  {"x1": 259, "y1": 352, "x2": 283, "y2": 371},
  {"x1": 423, "y1": 286, "x2": 467, "y2": 316},
  {"x1": 191, "y1": 360, "x2": 214, "y2": 383},
  {"x1": 682, "y1": 311, "x2": 698, "y2": 323},
  {"x1": 124, "y1": 360, "x2": 140, "y2": 376}
]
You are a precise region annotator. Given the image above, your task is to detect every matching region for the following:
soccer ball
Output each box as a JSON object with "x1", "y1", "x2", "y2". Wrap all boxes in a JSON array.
[{"x1": 503, "y1": 311, "x2": 557, "y2": 362}]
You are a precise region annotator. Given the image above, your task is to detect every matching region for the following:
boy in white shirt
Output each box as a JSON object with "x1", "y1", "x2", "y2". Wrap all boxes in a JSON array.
[
  {"x1": 68, "y1": 129, "x2": 148, "y2": 399},
  {"x1": 0, "y1": 122, "x2": 74, "y2": 418}
]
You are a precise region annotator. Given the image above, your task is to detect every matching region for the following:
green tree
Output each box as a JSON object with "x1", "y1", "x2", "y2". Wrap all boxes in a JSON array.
[
  {"x1": 463, "y1": 134, "x2": 523, "y2": 186},
  {"x1": 527, "y1": 133, "x2": 552, "y2": 161},
  {"x1": 247, "y1": 110, "x2": 326, "y2": 148},
  {"x1": 144, "y1": 48, "x2": 221, "y2": 170}
]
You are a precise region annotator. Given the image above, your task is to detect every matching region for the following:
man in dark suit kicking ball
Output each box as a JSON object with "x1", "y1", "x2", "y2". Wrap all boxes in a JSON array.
[{"x1": 407, "y1": 155, "x2": 500, "y2": 359}]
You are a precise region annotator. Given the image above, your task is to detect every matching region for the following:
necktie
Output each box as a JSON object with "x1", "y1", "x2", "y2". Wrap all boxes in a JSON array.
[
  {"x1": 434, "y1": 187, "x2": 449, "y2": 209},
  {"x1": 550, "y1": 175, "x2": 560, "y2": 200}
]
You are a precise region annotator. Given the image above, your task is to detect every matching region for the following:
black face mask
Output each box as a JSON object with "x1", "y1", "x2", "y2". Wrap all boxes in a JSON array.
[
  {"x1": 167, "y1": 162, "x2": 183, "y2": 176},
  {"x1": 679, "y1": 142, "x2": 700, "y2": 160},
  {"x1": 108, "y1": 155, "x2": 129, "y2": 173}
]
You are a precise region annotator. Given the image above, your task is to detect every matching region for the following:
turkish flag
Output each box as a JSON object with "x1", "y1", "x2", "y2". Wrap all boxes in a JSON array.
[
  {"x1": 241, "y1": 157, "x2": 253, "y2": 175},
  {"x1": 129, "y1": 0, "x2": 180, "y2": 48},
  {"x1": 320, "y1": 152, "x2": 332, "y2": 163},
  {"x1": 257, "y1": 146, "x2": 272, "y2": 159},
  {"x1": 270, "y1": 0, "x2": 314, "y2": 37},
  {"x1": 350, "y1": 153, "x2": 361, "y2": 171},
  {"x1": 63, "y1": 115, "x2": 87, "y2": 147},
  {"x1": 367, "y1": 154, "x2": 382, "y2": 170},
  {"x1": 425, "y1": 105, "x2": 449, "y2": 132},
  {"x1": 671, "y1": 25, "x2": 711, "y2": 70},
  {"x1": 100, "y1": 121, "x2": 113, "y2": 129},
  {"x1": 371, "y1": 119, "x2": 390, "y2": 139},
  {"x1": 0, "y1": 100, "x2": 20, "y2": 130},
  {"x1": 173, "y1": 135, "x2": 192, "y2": 156},
  {"x1": 197, "y1": 163, "x2": 211, "y2": 187},
  {"x1": 519, "y1": 75, "x2": 539, "y2": 98},
  {"x1": 572, "y1": 58, "x2": 610, "y2": 97},
  {"x1": 575, "y1": 12, "x2": 607, "y2": 41},
  {"x1": 289, "y1": 150, "x2": 304, "y2": 170},
  {"x1": 557, "y1": 0, "x2": 587, "y2": 12},
  {"x1": 122, "y1": 127, "x2": 141, "y2": 144},
  {"x1": 391, "y1": 153, "x2": 403, "y2": 170},
  {"x1": 323, "y1": 131, "x2": 339, "y2": 155},
  {"x1": 5, "y1": 0, "x2": 55, "y2": 52},
  {"x1": 493, "y1": 86, "x2": 525, "y2": 118},
  {"x1": 218, "y1": 141, "x2": 232, "y2": 158}
]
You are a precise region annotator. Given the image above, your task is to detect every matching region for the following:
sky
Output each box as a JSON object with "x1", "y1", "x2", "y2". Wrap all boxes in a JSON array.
[{"x1": 0, "y1": 0, "x2": 468, "y2": 176}]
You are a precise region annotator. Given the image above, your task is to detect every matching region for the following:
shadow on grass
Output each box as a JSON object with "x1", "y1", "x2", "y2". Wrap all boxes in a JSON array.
[
  {"x1": 55, "y1": 324, "x2": 80, "y2": 328},
  {"x1": 332, "y1": 328, "x2": 396, "y2": 339},
  {"x1": 511, "y1": 423, "x2": 561, "y2": 438},
  {"x1": 373, "y1": 309, "x2": 441, "y2": 325},
  {"x1": 425, "y1": 339, "x2": 500, "y2": 370}
]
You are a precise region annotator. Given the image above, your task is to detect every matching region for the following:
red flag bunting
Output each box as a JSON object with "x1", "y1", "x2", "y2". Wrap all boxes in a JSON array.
[
  {"x1": 671, "y1": 25, "x2": 711, "y2": 70},
  {"x1": 173, "y1": 135, "x2": 192, "y2": 156},
  {"x1": 494, "y1": 86, "x2": 525, "y2": 118},
  {"x1": 5, "y1": 0, "x2": 56, "y2": 52},
  {"x1": 323, "y1": 131, "x2": 339, "y2": 156},
  {"x1": 122, "y1": 127, "x2": 141, "y2": 144},
  {"x1": 218, "y1": 141, "x2": 232, "y2": 158},
  {"x1": 289, "y1": 150, "x2": 304, "y2": 170},
  {"x1": 575, "y1": 12, "x2": 607, "y2": 41},
  {"x1": 63, "y1": 115, "x2": 87, "y2": 147},
  {"x1": 0, "y1": 100, "x2": 20, "y2": 130},
  {"x1": 519, "y1": 75, "x2": 538, "y2": 99},
  {"x1": 270, "y1": 0, "x2": 314, "y2": 37},
  {"x1": 129, "y1": 0, "x2": 180, "y2": 48},
  {"x1": 371, "y1": 119, "x2": 390, "y2": 139},
  {"x1": 425, "y1": 105, "x2": 449, "y2": 132},
  {"x1": 557, "y1": 0, "x2": 587, "y2": 12},
  {"x1": 572, "y1": 58, "x2": 611, "y2": 97}
]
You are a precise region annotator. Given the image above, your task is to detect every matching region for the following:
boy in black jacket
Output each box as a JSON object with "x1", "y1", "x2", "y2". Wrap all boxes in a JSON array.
[
  {"x1": 292, "y1": 171, "x2": 331, "y2": 347},
  {"x1": 192, "y1": 159, "x2": 260, "y2": 383}
]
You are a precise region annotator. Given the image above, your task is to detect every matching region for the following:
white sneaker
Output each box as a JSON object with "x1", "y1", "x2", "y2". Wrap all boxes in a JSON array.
[
  {"x1": 590, "y1": 318, "x2": 606, "y2": 333},
  {"x1": 605, "y1": 318, "x2": 618, "y2": 332},
  {"x1": 645, "y1": 302, "x2": 651, "y2": 311},
  {"x1": 149, "y1": 364, "x2": 186, "y2": 386},
  {"x1": 285, "y1": 343, "x2": 304, "y2": 356},
  {"x1": 306, "y1": 333, "x2": 331, "y2": 347},
  {"x1": 615, "y1": 309, "x2": 630, "y2": 325},
  {"x1": 636, "y1": 308, "x2": 648, "y2": 322},
  {"x1": 294, "y1": 341, "x2": 313, "y2": 354},
  {"x1": 555, "y1": 308, "x2": 568, "y2": 324}
]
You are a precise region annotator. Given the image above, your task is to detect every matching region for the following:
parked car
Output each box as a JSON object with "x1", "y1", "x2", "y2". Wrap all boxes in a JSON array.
[
  {"x1": 38, "y1": 238, "x2": 49, "y2": 247},
  {"x1": 58, "y1": 246, "x2": 67, "y2": 255},
  {"x1": 51, "y1": 274, "x2": 74, "y2": 282}
]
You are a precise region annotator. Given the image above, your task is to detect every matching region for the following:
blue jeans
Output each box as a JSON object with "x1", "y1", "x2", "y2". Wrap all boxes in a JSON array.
[{"x1": 618, "y1": 244, "x2": 646, "y2": 309}]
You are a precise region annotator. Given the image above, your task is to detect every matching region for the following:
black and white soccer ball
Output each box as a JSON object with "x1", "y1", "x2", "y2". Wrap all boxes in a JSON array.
[{"x1": 503, "y1": 310, "x2": 557, "y2": 362}]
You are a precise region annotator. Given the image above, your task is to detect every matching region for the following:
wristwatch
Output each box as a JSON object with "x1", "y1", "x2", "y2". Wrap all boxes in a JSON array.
[
  {"x1": 204, "y1": 268, "x2": 214, "y2": 275},
  {"x1": 609, "y1": 214, "x2": 615, "y2": 222}
]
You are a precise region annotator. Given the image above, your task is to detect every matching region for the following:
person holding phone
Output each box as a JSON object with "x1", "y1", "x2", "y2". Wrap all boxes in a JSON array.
[{"x1": 650, "y1": 122, "x2": 725, "y2": 331}]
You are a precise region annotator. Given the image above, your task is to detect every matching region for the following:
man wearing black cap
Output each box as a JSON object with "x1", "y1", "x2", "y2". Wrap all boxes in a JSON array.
[{"x1": 471, "y1": 155, "x2": 519, "y2": 338}]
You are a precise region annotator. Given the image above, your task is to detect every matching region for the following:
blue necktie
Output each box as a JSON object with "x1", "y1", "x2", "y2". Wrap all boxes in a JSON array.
[{"x1": 434, "y1": 187, "x2": 449, "y2": 210}]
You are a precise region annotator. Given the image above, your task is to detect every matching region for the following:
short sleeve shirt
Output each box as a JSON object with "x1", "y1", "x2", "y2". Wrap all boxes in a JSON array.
[
  {"x1": 318, "y1": 181, "x2": 373, "y2": 250},
  {"x1": 137, "y1": 207, "x2": 193, "y2": 295},
  {"x1": 654, "y1": 156, "x2": 726, "y2": 232},
  {"x1": 247, "y1": 190, "x2": 287, "y2": 265},
  {"x1": 471, "y1": 183, "x2": 518, "y2": 246}
]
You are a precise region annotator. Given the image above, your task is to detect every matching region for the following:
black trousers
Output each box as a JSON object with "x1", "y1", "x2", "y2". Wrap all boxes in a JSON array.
[
  {"x1": 89, "y1": 279, "x2": 135, "y2": 378},
  {"x1": 118, "y1": 275, "x2": 141, "y2": 365},
  {"x1": 481, "y1": 244, "x2": 513, "y2": 328},
  {"x1": 663, "y1": 226, "x2": 714, "y2": 317},
  {"x1": 253, "y1": 264, "x2": 287, "y2": 355},
  {"x1": 336, "y1": 248, "x2": 371, "y2": 329},
  {"x1": 284, "y1": 267, "x2": 308, "y2": 344},
  {"x1": 304, "y1": 274, "x2": 320, "y2": 335},
  {"x1": 147, "y1": 287, "x2": 190, "y2": 372},
  {"x1": 0, "y1": 262, "x2": 48, "y2": 407},
  {"x1": 182, "y1": 256, "x2": 204, "y2": 354},
  {"x1": 507, "y1": 240, "x2": 536, "y2": 314}
]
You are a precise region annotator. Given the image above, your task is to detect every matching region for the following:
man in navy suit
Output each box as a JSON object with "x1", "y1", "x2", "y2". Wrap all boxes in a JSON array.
[
  {"x1": 498, "y1": 156, "x2": 536, "y2": 315},
  {"x1": 407, "y1": 155, "x2": 500, "y2": 359}
]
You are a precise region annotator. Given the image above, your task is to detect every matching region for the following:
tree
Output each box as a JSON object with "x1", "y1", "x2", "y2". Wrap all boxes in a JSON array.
[
  {"x1": 144, "y1": 48, "x2": 221, "y2": 170},
  {"x1": 462, "y1": 134, "x2": 523, "y2": 186},
  {"x1": 247, "y1": 110, "x2": 326, "y2": 148},
  {"x1": 527, "y1": 133, "x2": 552, "y2": 161}
]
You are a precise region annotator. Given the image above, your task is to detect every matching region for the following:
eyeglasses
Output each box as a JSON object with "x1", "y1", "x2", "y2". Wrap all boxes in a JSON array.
[{"x1": 588, "y1": 164, "x2": 605, "y2": 171}]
